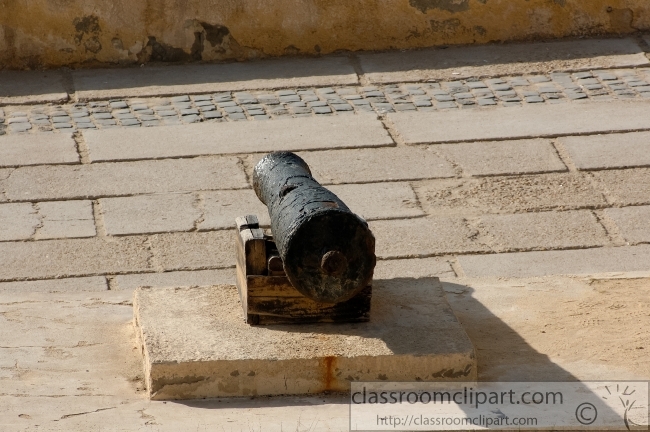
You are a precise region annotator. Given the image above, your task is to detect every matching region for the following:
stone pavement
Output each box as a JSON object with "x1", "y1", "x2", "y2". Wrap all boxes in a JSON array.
[{"x1": 0, "y1": 37, "x2": 649, "y2": 431}]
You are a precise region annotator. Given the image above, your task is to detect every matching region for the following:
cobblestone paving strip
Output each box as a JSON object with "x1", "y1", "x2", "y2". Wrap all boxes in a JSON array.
[{"x1": 2, "y1": 68, "x2": 650, "y2": 135}]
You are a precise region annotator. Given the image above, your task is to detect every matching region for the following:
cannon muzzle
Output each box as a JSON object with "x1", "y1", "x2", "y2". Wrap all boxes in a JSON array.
[{"x1": 253, "y1": 152, "x2": 376, "y2": 304}]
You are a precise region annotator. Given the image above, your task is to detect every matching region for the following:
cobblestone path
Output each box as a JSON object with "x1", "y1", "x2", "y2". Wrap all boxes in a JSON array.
[{"x1": 2, "y1": 67, "x2": 650, "y2": 134}]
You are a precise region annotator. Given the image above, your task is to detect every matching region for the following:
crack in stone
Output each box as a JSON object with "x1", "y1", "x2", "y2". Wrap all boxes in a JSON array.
[
  {"x1": 0, "y1": 342, "x2": 102, "y2": 349},
  {"x1": 236, "y1": 156, "x2": 253, "y2": 187},
  {"x1": 427, "y1": 145, "x2": 463, "y2": 177},
  {"x1": 0, "y1": 168, "x2": 16, "y2": 201},
  {"x1": 143, "y1": 237, "x2": 163, "y2": 272},
  {"x1": 463, "y1": 216, "x2": 496, "y2": 253},
  {"x1": 30, "y1": 202, "x2": 44, "y2": 239},
  {"x1": 55, "y1": 406, "x2": 117, "y2": 421},
  {"x1": 82, "y1": 299, "x2": 132, "y2": 307},
  {"x1": 591, "y1": 209, "x2": 626, "y2": 246},
  {"x1": 192, "y1": 192, "x2": 206, "y2": 231},
  {"x1": 0, "y1": 300, "x2": 43, "y2": 306}
]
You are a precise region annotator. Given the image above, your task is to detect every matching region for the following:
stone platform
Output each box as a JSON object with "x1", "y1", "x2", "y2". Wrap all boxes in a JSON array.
[{"x1": 133, "y1": 277, "x2": 476, "y2": 400}]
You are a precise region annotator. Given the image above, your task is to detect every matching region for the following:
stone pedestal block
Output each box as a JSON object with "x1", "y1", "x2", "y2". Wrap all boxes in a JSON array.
[{"x1": 133, "y1": 278, "x2": 476, "y2": 400}]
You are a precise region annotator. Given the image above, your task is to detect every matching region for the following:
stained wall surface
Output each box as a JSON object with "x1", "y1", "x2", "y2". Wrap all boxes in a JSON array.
[{"x1": 1, "y1": 0, "x2": 649, "y2": 69}]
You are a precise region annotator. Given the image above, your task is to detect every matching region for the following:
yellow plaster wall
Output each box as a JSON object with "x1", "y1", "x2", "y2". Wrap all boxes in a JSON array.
[{"x1": 1, "y1": 0, "x2": 648, "y2": 69}]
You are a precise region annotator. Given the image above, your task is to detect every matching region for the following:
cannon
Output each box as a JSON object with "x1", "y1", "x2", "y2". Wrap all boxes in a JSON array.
[{"x1": 235, "y1": 151, "x2": 376, "y2": 324}]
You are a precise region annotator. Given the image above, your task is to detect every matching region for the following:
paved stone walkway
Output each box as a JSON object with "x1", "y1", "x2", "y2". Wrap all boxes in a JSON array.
[
  {"x1": 3, "y1": 68, "x2": 650, "y2": 134},
  {"x1": 0, "y1": 37, "x2": 649, "y2": 430}
]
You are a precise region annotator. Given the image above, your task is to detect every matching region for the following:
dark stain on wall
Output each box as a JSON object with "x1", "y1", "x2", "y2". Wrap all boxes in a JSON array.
[
  {"x1": 430, "y1": 18, "x2": 462, "y2": 37},
  {"x1": 145, "y1": 36, "x2": 190, "y2": 62},
  {"x1": 138, "y1": 22, "x2": 240, "y2": 63},
  {"x1": 410, "y1": 0, "x2": 470, "y2": 13},
  {"x1": 474, "y1": 25, "x2": 487, "y2": 36},
  {"x1": 429, "y1": 18, "x2": 487, "y2": 40},
  {"x1": 73, "y1": 15, "x2": 100, "y2": 44},
  {"x1": 190, "y1": 32, "x2": 204, "y2": 60},
  {"x1": 73, "y1": 15, "x2": 102, "y2": 53},
  {"x1": 200, "y1": 22, "x2": 230, "y2": 47}
]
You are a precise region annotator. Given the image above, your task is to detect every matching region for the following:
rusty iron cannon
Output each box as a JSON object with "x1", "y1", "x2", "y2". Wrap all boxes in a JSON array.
[{"x1": 235, "y1": 151, "x2": 376, "y2": 324}]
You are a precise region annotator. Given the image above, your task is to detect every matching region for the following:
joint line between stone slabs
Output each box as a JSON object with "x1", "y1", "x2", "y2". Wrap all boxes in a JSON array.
[
  {"x1": 60, "y1": 68, "x2": 76, "y2": 104},
  {"x1": 30, "y1": 202, "x2": 44, "y2": 240},
  {"x1": 591, "y1": 209, "x2": 626, "y2": 246},
  {"x1": 550, "y1": 139, "x2": 578, "y2": 172},
  {"x1": 410, "y1": 127, "x2": 650, "y2": 147},
  {"x1": 192, "y1": 192, "x2": 206, "y2": 232},
  {"x1": 73, "y1": 131, "x2": 90, "y2": 164},
  {"x1": 236, "y1": 156, "x2": 254, "y2": 188},
  {"x1": 92, "y1": 200, "x2": 107, "y2": 237},
  {"x1": 105, "y1": 275, "x2": 116, "y2": 291},
  {"x1": 636, "y1": 34, "x2": 650, "y2": 52},
  {"x1": 406, "y1": 182, "x2": 426, "y2": 216},
  {"x1": 0, "y1": 168, "x2": 15, "y2": 201},
  {"x1": 464, "y1": 216, "x2": 496, "y2": 253},
  {"x1": 376, "y1": 114, "x2": 403, "y2": 147},
  {"x1": 348, "y1": 54, "x2": 370, "y2": 87},
  {"x1": 583, "y1": 171, "x2": 615, "y2": 207},
  {"x1": 144, "y1": 236, "x2": 164, "y2": 273},
  {"x1": 84, "y1": 143, "x2": 398, "y2": 164},
  {"x1": 424, "y1": 145, "x2": 464, "y2": 177},
  {"x1": 0, "y1": 265, "x2": 236, "y2": 284},
  {"x1": 1, "y1": 186, "x2": 253, "y2": 205},
  {"x1": 375, "y1": 244, "x2": 625, "y2": 261},
  {"x1": 446, "y1": 257, "x2": 465, "y2": 278}
]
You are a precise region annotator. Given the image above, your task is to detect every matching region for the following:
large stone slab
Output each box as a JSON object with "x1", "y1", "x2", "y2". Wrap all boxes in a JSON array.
[
  {"x1": 296, "y1": 146, "x2": 455, "y2": 184},
  {"x1": 370, "y1": 217, "x2": 490, "y2": 258},
  {"x1": 0, "y1": 276, "x2": 107, "y2": 293},
  {"x1": 458, "y1": 245, "x2": 650, "y2": 278},
  {"x1": 134, "y1": 278, "x2": 476, "y2": 400},
  {"x1": 113, "y1": 269, "x2": 234, "y2": 292},
  {"x1": 413, "y1": 173, "x2": 606, "y2": 216},
  {"x1": 435, "y1": 139, "x2": 567, "y2": 177},
  {"x1": 1, "y1": 157, "x2": 247, "y2": 201},
  {"x1": 604, "y1": 206, "x2": 650, "y2": 244},
  {"x1": 84, "y1": 115, "x2": 393, "y2": 162},
  {"x1": 34, "y1": 200, "x2": 96, "y2": 240},
  {"x1": 389, "y1": 100, "x2": 650, "y2": 144},
  {"x1": 101, "y1": 193, "x2": 200, "y2": 235},
  {"x1": 0, "y1": 133, "x2": 78, "y2": 168},
  {"x1": 560, "y1": 132, "x2": 650, "y2": 170},
  {"x1": 0, "y1": 236, "x2": 152, "y2": 281},
  {"x1": 73, "y1": 57, "x2": 358, "y2": 100},
  {"x1": 149, "y1": 231, "x2": 234, "y2": 271},
  {"x1": 477, "y1": 210, "x2": 609, "y2": 252},
  {"x1": 0, "y1": 202, "x2": 39, "y2": 241},
  {"x1": 0, "y1": 70, "x2": 69, "y2": 105},
  {"x1": 591, "y1": 168, "x2": 650, "y2": 206},
  {"x1": 360, "y1": 38, "x2": 648, "y2": 84}
]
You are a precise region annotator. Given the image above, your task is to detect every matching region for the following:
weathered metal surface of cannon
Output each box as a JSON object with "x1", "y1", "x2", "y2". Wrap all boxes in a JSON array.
[{"x1": 252, "y1": 151, "x2": 376, "y2": 304}]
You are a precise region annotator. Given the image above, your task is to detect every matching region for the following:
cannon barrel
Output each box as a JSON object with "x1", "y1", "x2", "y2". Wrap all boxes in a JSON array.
[{"x1": 253, "y1": 152, "x2": 376, "y2": 304}]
